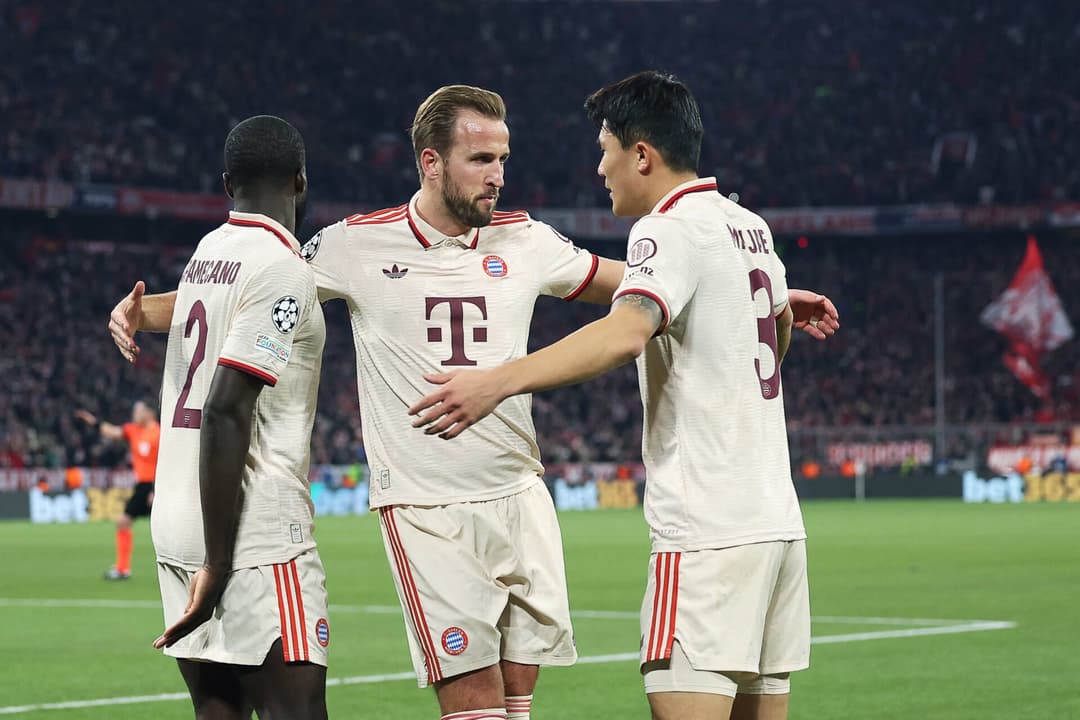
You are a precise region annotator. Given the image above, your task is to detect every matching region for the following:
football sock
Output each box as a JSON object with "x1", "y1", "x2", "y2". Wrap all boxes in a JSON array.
[
  {"x1": 115, "y1": 527, "x2": 133, "y2": 574},
  {"x1": 440, "y1": 710, "x2": 508, "y2": 720},
  {"x1": 506, "y1": 694, "x2": 533, "y2": 719}
]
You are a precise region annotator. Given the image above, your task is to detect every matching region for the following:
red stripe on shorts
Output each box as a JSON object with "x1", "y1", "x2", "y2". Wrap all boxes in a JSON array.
[
  {"x1": 664, "y1": 553, "x2": 681, "y2": 658},
  {"x1": 289, "y1": 559, "x2": 310, "y2": 662},
  {"x1": 273, "y1": 564, "x2": 293, "y2": 662},
  {"x1": 647, "y1": 552, "x2": 680, "y2": 662},
  {"x1": 381, "y1": 507, "x2": 444, "y2": 683}
]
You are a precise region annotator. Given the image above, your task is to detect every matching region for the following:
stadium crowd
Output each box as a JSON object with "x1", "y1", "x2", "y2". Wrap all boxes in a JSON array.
[
  {"x1": 2, "y1": 1, "x2": 1079, "y2": 209},
  {"x1": 1, "y1": 230, "x2": 1077, "y2": 470}
]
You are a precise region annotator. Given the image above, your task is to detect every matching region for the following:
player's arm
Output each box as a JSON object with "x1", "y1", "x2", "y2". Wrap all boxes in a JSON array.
[
  {"x1": 109, "y1": 281, "x2": 177, "y2": 363},
  {"x1": 154, "y1": 366, "x2": 264, "y2": 649},
  {"x1": 409, "y1": 292, "x2": 662, "y2": 439},
  {"x1": 776, "y1": 302, "x2": 794, "y2": 364},
  {"x1": 73, "y1": 410, "x2": 126, "y2": 441},
  {"x1": 569, "y1": 257, "x2": 625, "y2": 304}
]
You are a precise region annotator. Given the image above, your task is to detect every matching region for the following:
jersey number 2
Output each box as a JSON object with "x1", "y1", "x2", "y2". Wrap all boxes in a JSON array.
[
  {"x1": 749, "y1": 270, "x2": 781, "y2": 400},
  {"x1": 171, "y1": 300, "x2": 208, "y2": 428}
]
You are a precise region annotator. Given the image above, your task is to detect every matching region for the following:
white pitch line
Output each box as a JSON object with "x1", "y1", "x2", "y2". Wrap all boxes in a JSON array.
[{"x1": 0, "y1": 619, "x2": 1016, "y2": 715}]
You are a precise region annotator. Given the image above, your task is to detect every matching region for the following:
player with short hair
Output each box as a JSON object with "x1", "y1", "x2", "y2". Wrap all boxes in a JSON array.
[
  {"x1": 75, "y1": 399, "x2": 160, "y2": 580},
  {"x1": 409, "y1": 71, "x2": 834, "y2": 720},
  {"x1": 110, "y1": 84, "x2": 834, "y2": 720},
  {"x1": 148, "y1": 115, "x2": 328, "y2": 720}
]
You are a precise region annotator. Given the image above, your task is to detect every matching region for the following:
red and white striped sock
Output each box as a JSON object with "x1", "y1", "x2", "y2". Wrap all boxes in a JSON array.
[
  {"x1": 506, "y1": 694, "x2": 533, "y2": 719},
  {"x1": 440, "y1": 710, "x2": 507, "y2": 720}
]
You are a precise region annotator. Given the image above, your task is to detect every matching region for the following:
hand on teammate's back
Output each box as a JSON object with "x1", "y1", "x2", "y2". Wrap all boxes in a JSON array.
[
  {"x1": 153, "y1": 565, "x2": 229, "y2": 649},
  {"x1": 110, "y1": 281, "x2": 146, "y2": 363}
]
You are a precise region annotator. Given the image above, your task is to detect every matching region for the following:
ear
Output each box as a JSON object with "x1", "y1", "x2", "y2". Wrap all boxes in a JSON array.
[
  {"x1": 222, "y1": 172, "x2": 235, "y2": 199},
  {"x1": 419, "y1": 148, "x2": 442, "y2": 182},
  {"x1": 635, "y1": 142, "x2": 653, "y2": 175},
  {"x1": 295, "y1": 168, "x2": 307, "y2": 195}
]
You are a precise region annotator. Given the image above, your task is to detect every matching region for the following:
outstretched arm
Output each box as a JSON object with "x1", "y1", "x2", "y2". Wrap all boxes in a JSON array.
[
  {"x1": 409, "y1": 293, "x2": 662, "y2": 439},
  {"x1": 570, "y1": 257, "x2": 626, "y2": 305},
  {"x1": 73, "y1": 410, "x2": 126, "y2": 441},
  {"x1": 153, "y1": 366, "x2": 263, "y2": 649},
  {"x1": 788, "y1": 289, "x2": 839, "y2": 340},
  {"x1": 109, "y1": 282, "x2": 177, "y2": 362}
]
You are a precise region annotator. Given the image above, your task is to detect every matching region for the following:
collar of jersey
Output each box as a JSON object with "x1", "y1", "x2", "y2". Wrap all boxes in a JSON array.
[
  {"x1": 406, "y1": 192, "x2": 480, "y2": 250},
  {"x1": 227, "y1": 211, "x2": 302, "y2": 255},
  {"x1": 651, "y1": 176, "x2": 719, "y2": 215}
]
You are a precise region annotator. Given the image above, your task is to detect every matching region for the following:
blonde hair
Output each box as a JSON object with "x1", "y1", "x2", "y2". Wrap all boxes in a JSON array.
[{"x1": 411, "y1": 85, "x2": 507, "y2": 177}]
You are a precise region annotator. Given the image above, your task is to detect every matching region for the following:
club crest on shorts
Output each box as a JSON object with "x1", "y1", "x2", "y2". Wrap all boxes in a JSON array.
[
  {"x1": 271, "y1": 296, "x2": 300, "y2": 333},
  {"x1": 441, "y1": 626, "x2": 468, "y2": 655},
  {"x1": 482, "y1": 255, "x2": 508, "y2": 278},
  {"x1": 316, "y1": 618, "x2": 330, "y2": 647}
]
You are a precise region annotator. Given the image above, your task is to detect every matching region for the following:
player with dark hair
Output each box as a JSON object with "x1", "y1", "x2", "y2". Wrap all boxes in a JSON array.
[
  {"x1": 410, "y1": 71, "x2": 833, "y2": 720},
  {"x1": 147, "y1": 114, "x2": 328, "y2": 720},
  {"x1": 75, "y1": 399, "x2": 160, "y2": 580}
]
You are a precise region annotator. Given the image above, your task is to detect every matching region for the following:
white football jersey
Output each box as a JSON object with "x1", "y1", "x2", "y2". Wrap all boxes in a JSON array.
[
  {"x1": 613, "y1": 178, "x2": 805, "y2": 553},
  {"x1": 153, "y1": 211, "x2": 325, "y2": 571},
  {"x1": 304, "y1": 193, "x2": 598, "y2": 507}
]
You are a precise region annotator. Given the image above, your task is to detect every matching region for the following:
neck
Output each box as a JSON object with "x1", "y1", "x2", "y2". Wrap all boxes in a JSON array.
[
  {"x1": 642, "y1": 170, "x2": 701, "y2": 214},
  {"x1": 415, "y1": 185, "x2": 469, "y2": 237},
  {"x1": 233, "y1": 193, "x2": 295, "y2": 235}
]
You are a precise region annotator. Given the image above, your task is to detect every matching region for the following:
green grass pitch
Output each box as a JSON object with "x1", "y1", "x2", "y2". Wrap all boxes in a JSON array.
[{"x1": 1, "y1": 500, "x2": 1078, "y2": 718}]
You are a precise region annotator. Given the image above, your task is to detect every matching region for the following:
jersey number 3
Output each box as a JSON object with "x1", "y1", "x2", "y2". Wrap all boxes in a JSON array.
[
  {"x1": 171, "y1": 300, "x2": 208, "y2": 428},
  {"x1": 749, "y1": 270, "x2": 781, "y2": 400}
]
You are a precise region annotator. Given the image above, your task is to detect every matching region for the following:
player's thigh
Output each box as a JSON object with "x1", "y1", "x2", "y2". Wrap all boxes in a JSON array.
[
  {"x1": 644, "y1": 638, "x2": 742, "y2": 714},
  {"x1": 732, "y1": 685, "x2": 789, "y2": 720},
  {"x1": 176, "y1": 658, "x2": 249, "y2": 720},
  {"x1": 433, "y1": 663, "x2": 505, "y2": 716},
  {"x1": 235, "y1": 638, "x2": 327, "y2": 720},
  {"x1": 124, "y1": 482, "x2": 154, "y2": 518},
  {"x1": 378, "y1": 504, "x2": 508, "y2": 688},
  {"x1": 759, "y1": 540, "x2": 810, "y2": 676},
  {"x1": 498, "y1": 482, "x2": 576, "y2": 668}
]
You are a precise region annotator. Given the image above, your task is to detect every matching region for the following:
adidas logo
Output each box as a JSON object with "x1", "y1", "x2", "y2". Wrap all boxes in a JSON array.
[{"x1": 382, "y1": 264, "x2": 408, "y2": 279}]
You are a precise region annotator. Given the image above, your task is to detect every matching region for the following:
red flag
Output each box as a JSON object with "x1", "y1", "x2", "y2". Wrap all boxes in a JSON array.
[{"x1": 980, "y1": 236, "x2": 1074, "y2": 398}]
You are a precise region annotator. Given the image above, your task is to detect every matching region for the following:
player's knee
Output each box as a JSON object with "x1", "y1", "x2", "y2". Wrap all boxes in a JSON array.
[{"x1": 737, "y1": 672, "x2": 790, "y2": 695}]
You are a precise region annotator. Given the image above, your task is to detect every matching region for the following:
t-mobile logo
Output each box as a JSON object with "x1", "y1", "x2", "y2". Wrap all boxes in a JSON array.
[{"x1": 425, "y1": 296, "x2": 488, "y2": 366}]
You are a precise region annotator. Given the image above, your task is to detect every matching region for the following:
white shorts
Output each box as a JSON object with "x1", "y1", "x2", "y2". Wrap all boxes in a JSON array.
[
  {"x1": 640, "y1": 540, "x2": 809, "y2": 678},
  {"x1": 378, "y1": 480, "x2": 577, "y2": 687},
  {"x1": 157, "y1": 550, "x2": 329, "y2": 667}
]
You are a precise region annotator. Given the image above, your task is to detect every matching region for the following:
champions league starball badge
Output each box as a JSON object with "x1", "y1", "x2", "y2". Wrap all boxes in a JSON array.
[{"x1": 271, "y1": 296, "x2": 300, "y2": 333}]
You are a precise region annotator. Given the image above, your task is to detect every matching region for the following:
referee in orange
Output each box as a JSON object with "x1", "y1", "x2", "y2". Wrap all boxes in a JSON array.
[{"x1": 75, "y1": 400, "x2": 160, "y2": 580}]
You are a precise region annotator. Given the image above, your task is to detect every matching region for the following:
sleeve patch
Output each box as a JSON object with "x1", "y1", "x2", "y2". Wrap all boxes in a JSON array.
[
  {"x1": 627, "y1": 237, "x2": 658, "y2": 267},
  {"x1": 300, "y1": 231, "x2": 322, "y2": 261},
  {"x1": 254, "y1": 334, "x2": 291, "y2": 363},
  {"x1": 271, "y1": 296, "x2": 301, "y2": 333}
]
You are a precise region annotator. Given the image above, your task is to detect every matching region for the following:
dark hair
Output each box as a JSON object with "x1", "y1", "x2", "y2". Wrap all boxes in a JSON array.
[
  {"x1": 584, "y1": 71, "x2": 702, "y2": 173},
  {"x1": 223, "y1": 115, "x2": 305, "y2": 189}
]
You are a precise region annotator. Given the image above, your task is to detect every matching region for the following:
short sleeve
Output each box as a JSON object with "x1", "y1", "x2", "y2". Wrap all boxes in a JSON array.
[
  {"x1": 613, "y1": 216, "x2": 699, "y2": 333},
  {"x1": 218, "y1": 256, "x2": 317, "y2": 386},
  {"x1": 532, "y1": 221, "x2": 600, "y2": 300},
  {"x1": 769, "y1": 236, "x2": 790, "y2": 316},
  {"x1": 300, "y1": 220, "x2": 349, "y2": 302}
]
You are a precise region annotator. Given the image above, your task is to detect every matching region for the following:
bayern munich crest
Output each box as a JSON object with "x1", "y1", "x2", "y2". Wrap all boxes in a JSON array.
[
  {"x1": 271, "y1": 296, "x2": 300, "y2": 333},
  {"x1": 316, "y1": 618, "x2": 330, "y2": 647},
  {"x1": 441, "y1": 626, "x2": 468, "y2": 655},
  {"x1": 482, "y1": 255, "x2": 508, "y2": 278}
]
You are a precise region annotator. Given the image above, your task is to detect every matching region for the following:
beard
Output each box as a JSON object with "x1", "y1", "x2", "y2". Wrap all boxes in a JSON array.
[{"x1": 442, "y1": 170, "x2": 498, "y2": 228}]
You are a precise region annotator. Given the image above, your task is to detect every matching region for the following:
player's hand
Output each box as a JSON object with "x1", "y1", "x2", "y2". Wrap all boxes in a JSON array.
[
  {"x1": 408, "y1": 370, "x2": 506, "y2": 440},
  {"x1": 110, "y1": 281, "x2": 146, "y2": 363},
  {"x1": 152, "y1": 565, "x2": 229, "y2": 649},
  {"x1": 73, "y1": 409, "x2": 97, "y2": 426},
  {"x1": 788, "y1": 289, "x2": 840, "y2": 340}
]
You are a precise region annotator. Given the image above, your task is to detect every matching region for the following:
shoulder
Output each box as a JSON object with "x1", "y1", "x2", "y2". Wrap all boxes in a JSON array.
[
  {"x1": 490, "y1": 209, "x2": 531, "y2": 227},
  {"x1": 344, "y1": 204, "x2": 409, "y2": 227}
]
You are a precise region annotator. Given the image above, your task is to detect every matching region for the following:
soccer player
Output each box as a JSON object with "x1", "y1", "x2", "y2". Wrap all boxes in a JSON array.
[
  {"x1": 409, "y1": 72, "x2": 830, "y2": 720},
  {"x1": 110, "y1": 85, "x2": 834, "y2": 720},
  {"x1": 149, "y1": 115, "x2": 328, "y2": 720},
  {"x1": 75, "y1": 400, "x2": 160, "y2": 580}
]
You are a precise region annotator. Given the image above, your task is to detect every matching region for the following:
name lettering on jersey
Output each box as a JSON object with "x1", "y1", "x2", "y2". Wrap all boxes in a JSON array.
[
  {"x1": 425, "y1": 296, "x2": 488, "y2": 366},
  {"x1": 180, "y1": 258, "x2": 242, "y2": 285},
  {"x1": 727, "y1": 225, "x2": 770, "y2": 254},
  {"x1": 382, "y1": 264, "x2": 408, "y2": 279}
]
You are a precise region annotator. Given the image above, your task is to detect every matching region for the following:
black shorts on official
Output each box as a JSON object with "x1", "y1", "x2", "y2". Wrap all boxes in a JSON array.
[{"x1": 125, "y1": 482, "x2": 154, "y2": 518}]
